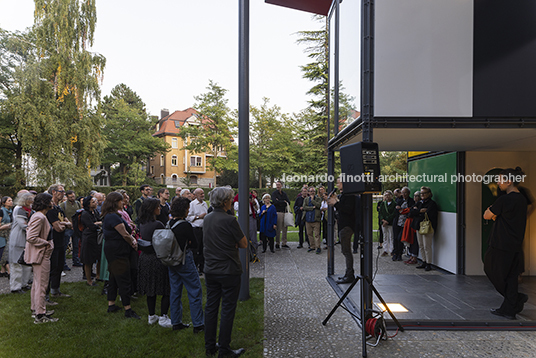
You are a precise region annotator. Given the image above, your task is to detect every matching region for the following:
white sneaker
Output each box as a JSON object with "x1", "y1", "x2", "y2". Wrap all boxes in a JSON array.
[
  {"x1": 158, "y1": 314, "x2": 173, "y2": 328},
  {"x1": 61, "y1": 271, "x2": 66, "y2": 277},
  {"x1": 148, "y1": 314, "x2": 159, "y2": 325}
]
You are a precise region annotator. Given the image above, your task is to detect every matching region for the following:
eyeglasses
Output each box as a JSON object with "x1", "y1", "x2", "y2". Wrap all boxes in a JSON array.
[{"x1": 57, "y1": 190, "x2": 65, "y2": 193}]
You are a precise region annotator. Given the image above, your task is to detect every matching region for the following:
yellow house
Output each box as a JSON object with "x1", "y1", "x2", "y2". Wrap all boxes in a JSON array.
[{"x1": 149, "y1": 108, "x2": 217, "y2": 188}]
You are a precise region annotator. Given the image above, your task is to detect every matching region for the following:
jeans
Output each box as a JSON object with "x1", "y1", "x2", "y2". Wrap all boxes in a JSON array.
[
  {"x1": 204, "y1": 273, "x2": 241, "y2": 351},
  {"x1": 64, "y1": 229, "x2": 78, "y2": 264},
  {"x1": 168, "y1": 250, "x2": 204, "y2": 327}
]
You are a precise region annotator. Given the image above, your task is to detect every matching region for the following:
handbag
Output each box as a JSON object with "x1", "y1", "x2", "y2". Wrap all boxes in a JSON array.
[
  {"x1": 284, "y1": 203, "x2": 294, "y2": 227},
  {"x1": 18, "y1": 250, "x2": 31, "y2": 266},
  {"x1": 96, "y1": 228, "x2": 104, "y2": 246},
  {"x1": 419, "y1": 213, "x2": 434, "y2": 235}
]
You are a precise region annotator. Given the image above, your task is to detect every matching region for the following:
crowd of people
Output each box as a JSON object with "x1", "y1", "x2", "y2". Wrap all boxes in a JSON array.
[
  {"x1": 1, "y1": 185, "x2": 248, "y2": 357},
  {"x1": 377, "y1": 186, "x2": 438, "y2": 271}
]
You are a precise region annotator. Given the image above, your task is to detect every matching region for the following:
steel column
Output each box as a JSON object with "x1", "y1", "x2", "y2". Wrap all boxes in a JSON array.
[{"x1": 238, "y1": 0, "x2": 250, "y2": 301}]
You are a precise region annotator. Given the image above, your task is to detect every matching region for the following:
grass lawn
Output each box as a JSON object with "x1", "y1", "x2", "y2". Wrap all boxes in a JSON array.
[{"x1": 0, "y1": 278, "x2": 264, "y2": 358}]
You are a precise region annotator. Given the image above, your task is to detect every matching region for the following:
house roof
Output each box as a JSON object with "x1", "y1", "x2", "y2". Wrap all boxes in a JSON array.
[
  {"x1": 153, "y1": 108, "x2": 199, "y2": 137},
  {"x1": 265, "y1": 0, "x2": 332, "y2": 16}
]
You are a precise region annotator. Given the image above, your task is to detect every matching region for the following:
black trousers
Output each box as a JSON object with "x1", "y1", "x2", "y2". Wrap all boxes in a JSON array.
[
  {"x1": 340, "y1": 226, "x2": 355, "y2": 277},
  {"x1": 193, "y1": 227, "x2": 204, "y2": 273},
  {"x1": 484, "y1": 247, "x2": 525, "y2": 315},
  {"x1": 260, "y1": 233, "x2": 274, "y2": 252},
  {"x1": 107, "y1": 256, "x2": 132, "y2": 307},
  {"x1": 49, "y1": 237, "x2": 65, "y2": 292},
  {"x1": 392, "y1": 225, "x2": 404, "y2": 257},
  {"x1": 204, "y1": 274, "x2": 241, "y2": 351},
  {"x1": 298, "y1": 219, "x2": 309, "y2": 246}
]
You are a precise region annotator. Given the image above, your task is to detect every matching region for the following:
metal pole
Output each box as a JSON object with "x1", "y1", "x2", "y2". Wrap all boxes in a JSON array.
[
  {"x1": 238, "y1": 0, "x2": 250, "y2": 301},
  {"x1": 361, "y1": 0, "x2": 375, "y2": 355}
]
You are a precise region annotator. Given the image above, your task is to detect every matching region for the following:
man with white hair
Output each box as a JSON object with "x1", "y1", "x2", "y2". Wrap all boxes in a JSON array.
[
  {"x1": 187, "y1": 189, "x2": 208, "y2": 274},
  {"x1": 181, "y1": 189, "x2": 192, "y2": 200}
]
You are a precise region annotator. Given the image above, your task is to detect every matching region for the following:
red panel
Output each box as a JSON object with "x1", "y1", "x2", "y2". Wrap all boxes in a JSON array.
[{"x1": 265, "y1": 0, "x2": 332, "y2": 16}]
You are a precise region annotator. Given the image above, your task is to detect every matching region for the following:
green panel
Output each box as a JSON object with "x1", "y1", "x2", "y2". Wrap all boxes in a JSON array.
[{"x1": 408, "y1": 152, "x2": 457, "y2": 213}]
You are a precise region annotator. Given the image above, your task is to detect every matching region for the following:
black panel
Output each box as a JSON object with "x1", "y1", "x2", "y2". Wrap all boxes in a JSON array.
[{"x1": 473, "y1": 0, "x2": 536, "y2": 117}]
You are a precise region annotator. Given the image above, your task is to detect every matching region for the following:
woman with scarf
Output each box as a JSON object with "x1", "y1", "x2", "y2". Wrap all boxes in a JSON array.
[{"x1": 259, "y1": 194, "x2": 277, "y2": 253}]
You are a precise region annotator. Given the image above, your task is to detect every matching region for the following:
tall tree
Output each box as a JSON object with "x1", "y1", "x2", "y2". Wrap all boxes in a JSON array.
[
  {"x1": 12, "y1": 0, "x2": 107, "y2": 192},
  {"x1": 101, "y1": 84, "x2": 169, "y2": 186},
  {"x1": 179, "y1": 80, "x2": 237, "y2": 186},
  {"x1": 250, "y1": 98, "x2": 298, "y2": 188},
  {"x1": 296, "y1": 16, "x2": 329, "y2": 175},
  {"x1": 380, "y1": 152, "x2": 408, "y2": 191}
]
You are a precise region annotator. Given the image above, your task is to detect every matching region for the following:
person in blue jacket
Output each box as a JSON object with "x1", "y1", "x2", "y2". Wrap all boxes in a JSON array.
[{"x1": 259, "y1": 194, "x2": 277, "y2": 253}]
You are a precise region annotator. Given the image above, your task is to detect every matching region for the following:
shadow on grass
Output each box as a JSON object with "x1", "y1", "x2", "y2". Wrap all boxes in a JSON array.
[{"x1": 0, "y1": 277, "x2": 264, "y2": 358}]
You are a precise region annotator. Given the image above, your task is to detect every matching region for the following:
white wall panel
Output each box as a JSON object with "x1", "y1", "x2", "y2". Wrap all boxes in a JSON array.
[
  {"x1": 375, "y1": 0, "x2": 473, "y2": 117},
  {"x1": 430, "y1": 212, "x2": 457, "y2": 274}
]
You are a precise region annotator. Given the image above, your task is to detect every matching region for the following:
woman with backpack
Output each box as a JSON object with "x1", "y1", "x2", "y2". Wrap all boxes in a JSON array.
[
  {"x1": 79, "y1": 195, "x2": 102, "y2": 286},
  {"x1": 167, "y1": 197, "x2": 204, "y2": 332},
  {"x1": 137, "y1": 197, "x2": 172, "y2": 328}
]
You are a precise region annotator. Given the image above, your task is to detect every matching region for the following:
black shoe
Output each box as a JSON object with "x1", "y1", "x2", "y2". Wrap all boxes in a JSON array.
[
  {"x1": 352, "y1": 250, "x2": 358, "y2": 254},
  {"x1": 63, "y1": 265, "x2": 71, "y2": 271},
  {"x1": 218, "y1": 348, "x2": 245, "y2": 358},
  {"x1": 424, "y1": 264, "x2": 432, "y2": 271},
  {"x1": 11, "y1": 289, "x2": 25, "y2": 294},
  {"x1": 107, "y1": 304, "x2": 122, "y2": 313},
  {"x1": 72, "y1": 262, "x2": 83, "y2": 267},
  {"x1": 206, "y1": 347, "x2": 219, "y2": 356},
  {"x1": 490, "y1": 308, "x2": 516, "y2": 320},
  {"x1": 125, "y1": 308, "x2": 140, "y2": 319},
  {"x1": 172, "y1": 323, "x2": 190, "y2": 330},
  {"x1": 336, "y1": 276, "x2": 354, "y2": 284},
  {"x1": 397, "y1": 255, "x2": 403, "y2": 261},
  {"x1": 297, "y1": 245, "x2": 303, "y2": 248},
  {"x1": 262, "y1": 249, "x2": 266, "y2": 253},
  {"x1": 282, "y1": 244, "x2": 290, "y2": 249},
  {"x1": 193, "y1": 325, "x2": 205, "y2": 334},
  {"x1": 275, "y1": 244, "x2": 280, "y2": 249},
  {"x1": 515, "y1": 293, "x2": 529, "y2": 314},
  {"x1": 416, "y1": 262, "x2": 427, "y2": 269}
]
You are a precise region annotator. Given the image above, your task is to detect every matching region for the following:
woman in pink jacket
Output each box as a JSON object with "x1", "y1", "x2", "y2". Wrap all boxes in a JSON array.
[{"x1": 25, "y1": 193, "x2": 57, "y2": 324}]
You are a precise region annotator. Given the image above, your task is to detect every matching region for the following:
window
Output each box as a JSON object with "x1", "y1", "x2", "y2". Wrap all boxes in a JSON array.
[
  {"x1": 190, "y1": 176, "x2": 198, "y2": 185},
  {"x1": 161, "y1": 174, "x2": 165, "y2": 185},
  {"x1": 174, "y1": 120, "x2": 180, "y2": 128},
  {"x1": 150, "y1": 166, "x2": 154, "y2": 174},
  {"x1": 171, "y1": 174, "x2": 178, "y2": 182},
  {"x1": 171, "y1": 155, "x2": 178, "y2": 166},
  {"x1": 172, "y1": 137, "x2": 178, "y2": 149},
  {"x1": 160, "y1": 155, "x2": 164, "y2": 167},
  {"x1": 190, "y1": 156, "x2": 202, "y2": 167}
]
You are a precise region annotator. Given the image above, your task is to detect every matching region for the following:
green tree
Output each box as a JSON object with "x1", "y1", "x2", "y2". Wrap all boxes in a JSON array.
[
  {"x1": 179, "y1": 80, "x2": 237, "y2": 186},
  {"x1": 296, "y1": 16, "x2": 330, "y2": 175},
  {"x1": 2, "y1": 1, "x2": 107, "y2": 192},
  {"x1": 250, "y1": 98, "x2": 298, "y2": 188},
  {"x1": 101, "y1": 84, "x2": 169, "y2": 186},
  {"x1": 380, "y1": 151, "x2": 408, "y2": 191}
]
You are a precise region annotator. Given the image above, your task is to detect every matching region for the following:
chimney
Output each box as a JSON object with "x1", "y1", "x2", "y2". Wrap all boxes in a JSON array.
[{"x1": 161, "y1": 108, "x2": 169, "y2": 119}]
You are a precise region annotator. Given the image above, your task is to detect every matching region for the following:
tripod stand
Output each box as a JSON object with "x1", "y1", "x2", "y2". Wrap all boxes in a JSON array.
[{"x1": 322, "y1": 194, "x2": 404, "y2": 357}]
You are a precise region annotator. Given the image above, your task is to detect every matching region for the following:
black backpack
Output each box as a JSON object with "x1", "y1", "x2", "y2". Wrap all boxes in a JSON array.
[{"x1": 71, "y1": 209, "x2": 85, "y2": 239}]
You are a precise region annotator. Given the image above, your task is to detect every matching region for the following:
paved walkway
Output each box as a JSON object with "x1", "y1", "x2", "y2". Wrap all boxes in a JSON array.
[{"x1": 261, "y1": 242, "x2": 536, "y2": 357}]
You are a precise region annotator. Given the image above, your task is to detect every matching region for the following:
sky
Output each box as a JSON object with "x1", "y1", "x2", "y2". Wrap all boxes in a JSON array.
[{"x1": 0, "y1": 0, "x2": 327, "y2": 118}]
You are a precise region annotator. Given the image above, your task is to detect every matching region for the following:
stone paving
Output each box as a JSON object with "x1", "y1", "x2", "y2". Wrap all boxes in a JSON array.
[{"x1": 261, "y1": 242, "x2": 536, "y2": 358}]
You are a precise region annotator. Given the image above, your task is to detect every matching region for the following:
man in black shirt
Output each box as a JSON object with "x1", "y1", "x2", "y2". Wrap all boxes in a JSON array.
[
  {"x1": 271, "y1": 181, "x2": 291, "y2": 249},
  {"x1": 294, "y1": 187, "x2": 310, "y2": 248},
  {"x1": 47, "y1": 184, "x2": 72, "y2": 298},
  {"x1": 328, "y1": 178, "x2": 356, "y2": 284},
  {"x1": 483, "y1": 168, "x2": 528, "y2": 319}
]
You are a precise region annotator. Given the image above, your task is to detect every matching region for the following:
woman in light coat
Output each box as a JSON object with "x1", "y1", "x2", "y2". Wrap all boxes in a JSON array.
[
  {"x1": 9, "y1": 193, "x2": 35, "y2": 293},
  {"x1": 26, "y1": 193, "x2": 57, "y2": 323}
]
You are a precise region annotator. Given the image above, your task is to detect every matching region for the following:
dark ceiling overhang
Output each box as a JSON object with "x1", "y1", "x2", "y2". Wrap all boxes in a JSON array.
[
  {"x1": 328, "y1": 117, "x2": 536, "y2": 152},
  {"x1": 265, "y1": 0, "x2": 332, "y2": 16}
]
